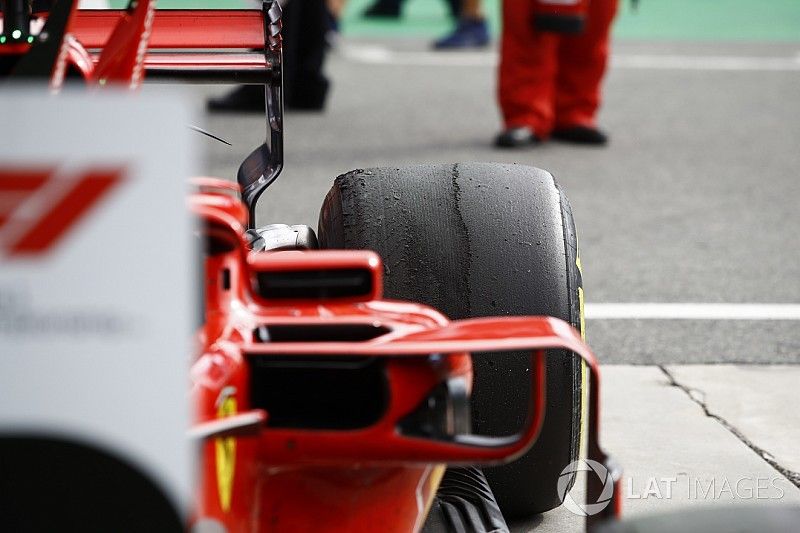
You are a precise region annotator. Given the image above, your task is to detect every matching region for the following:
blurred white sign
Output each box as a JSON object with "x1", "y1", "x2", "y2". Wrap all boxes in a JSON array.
[{"x1": 0, "y1": 88, "x2": 195, "y2": 517}]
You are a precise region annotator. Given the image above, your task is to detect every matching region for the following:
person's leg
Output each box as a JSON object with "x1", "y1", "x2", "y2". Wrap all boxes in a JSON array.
[
  {"x1": 497, "y1": 0, "x2": 559, "y2": 137},
  {"x1": 362, "y1": 0, "x2": 403, "y2": 18},
  {"x1": 208, "y1": 0, "x2": 331, "y2": 112},
  {"x1": 461, "y1": 0, "x2": 481, "y2": 19},
  {"x1": 284, "y1": 0, "x2": 330, "y2": 110},
  {"x1": 444, "y1": 0, "x2": 463, "y2": 19},
  {"x1": 553, "y1": 0, "x2": 618, "y2": 131}
]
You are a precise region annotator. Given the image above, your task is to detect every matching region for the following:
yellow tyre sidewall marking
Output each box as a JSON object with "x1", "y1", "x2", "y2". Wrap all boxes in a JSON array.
[{"x1": 576, "y1": 243, "x2": 589, "y2": 459}]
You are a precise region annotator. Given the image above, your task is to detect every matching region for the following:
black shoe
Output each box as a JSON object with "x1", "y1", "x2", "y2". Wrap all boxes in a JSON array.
[
  {"x1": 551, "y1": 125, "x2": 608, "y2": 145},
  {"x1": 362, "y1": 0, "x2": 401, "y2": 18},
  {"x1": 494, "y1": 127, "x2": 541, "y2": 148},
  {"x1": 207, "y1": 86, "x2": 265, "y2": 113}
]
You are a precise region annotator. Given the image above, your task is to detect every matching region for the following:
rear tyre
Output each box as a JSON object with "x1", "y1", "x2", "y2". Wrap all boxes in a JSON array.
[{"x1": 318, "y1": 163, "x2": 584, "y2": 518}]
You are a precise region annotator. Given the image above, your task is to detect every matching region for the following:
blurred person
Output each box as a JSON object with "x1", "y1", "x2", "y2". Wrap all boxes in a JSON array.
[
  {"x1": 281, "y1": 0, "x2": 331, "y2": 109},
  {"x1": 495, "y1": 0, "x2": 618, "y2": 147},
  {"x1": 325, "y1": 0, "x2": 347, "y2": 33},
  {"x1": 362, "y1": 0, "x2": 459, "y2": 21},
  {"x1": 208, "y1": 0, "x2": 331, "y2": 112},
  {"x1": 362, "y1": 0, "x2": 490, "y2": 50},
  {"x1": 433, "y1": 0, "x2": 489, "y2": 49}
]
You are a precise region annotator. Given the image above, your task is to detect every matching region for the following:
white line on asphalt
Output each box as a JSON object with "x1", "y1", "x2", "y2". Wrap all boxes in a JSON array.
[
  {"x1": 613, "y1": 54, "x2": 800, "y2": 71},
  {"x1": 339, "y1": 44, "x2": 800, "y2": 71},
  {"x1": 585, "y1": 303, "x2": 800, "y2": 320}
]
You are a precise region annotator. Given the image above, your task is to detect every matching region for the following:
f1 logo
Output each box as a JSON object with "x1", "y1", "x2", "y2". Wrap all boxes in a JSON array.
[{"x1": 0, "y1": 166, "x2": 125, "y2": 257}]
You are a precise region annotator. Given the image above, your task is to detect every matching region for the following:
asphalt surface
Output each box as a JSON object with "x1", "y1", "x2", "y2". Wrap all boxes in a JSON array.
[{"x1": 199, "y1": 37, "x2": 800, "y2": 364}]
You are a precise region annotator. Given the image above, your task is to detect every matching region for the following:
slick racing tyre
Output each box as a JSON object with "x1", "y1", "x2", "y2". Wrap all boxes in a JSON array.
[{"x1": 318, "y1": 163, "x2": 584, "y2": 518}]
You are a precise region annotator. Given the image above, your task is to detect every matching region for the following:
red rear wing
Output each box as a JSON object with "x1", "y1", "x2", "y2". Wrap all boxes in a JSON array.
[
  {"x1": 0, "y1": 8, "x2": 276, "y2": 82},
  {"x1": 70, "y1": 9, "x2": 274, "y2": 83},
  {"x1": 69, "y1": 9, "x2": 266, "y2": 49},
  {"x1": 2, "y1": 4, "x2": 284, "y2": 221}
]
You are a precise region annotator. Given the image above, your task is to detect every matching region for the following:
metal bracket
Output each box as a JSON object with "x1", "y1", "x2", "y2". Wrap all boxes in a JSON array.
[{"x1": 236, "y1": 0, "x2": 284, "y2": 229}]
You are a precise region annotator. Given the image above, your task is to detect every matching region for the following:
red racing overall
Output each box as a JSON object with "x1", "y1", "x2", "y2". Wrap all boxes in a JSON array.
[{"x1": 498, "y1": 0, "x2": 619, "y2": 137}]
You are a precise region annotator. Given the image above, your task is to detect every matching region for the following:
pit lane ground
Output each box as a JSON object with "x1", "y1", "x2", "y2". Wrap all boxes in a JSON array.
[{"x1": 195, "y1": 15, "x2": 800, "y2": 530}]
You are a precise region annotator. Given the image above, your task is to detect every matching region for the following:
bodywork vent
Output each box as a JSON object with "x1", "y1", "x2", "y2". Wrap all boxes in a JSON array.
[
  {"x1": 255, "y1": 268, "x2": 372, "y2": 300},
  {"x1": 247, "y1": 356, "x2": 388, "y2": 429},
  {"x1": 253, "y1": 324, "x2": 390, "y2": 343}
]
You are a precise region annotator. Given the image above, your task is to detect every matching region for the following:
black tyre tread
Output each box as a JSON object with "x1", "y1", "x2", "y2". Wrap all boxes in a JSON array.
[{"x1": 318, "y1": 163, "x2": 582, "y2": 518}]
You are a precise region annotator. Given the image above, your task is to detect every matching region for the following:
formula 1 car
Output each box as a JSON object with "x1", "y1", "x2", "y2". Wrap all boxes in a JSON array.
[
  {"x1": 7, "y1": 2, "x2": 798, "y2": 532},
  {"x1": 1, "y1": 0, "x2": 615, "y2": 530}
]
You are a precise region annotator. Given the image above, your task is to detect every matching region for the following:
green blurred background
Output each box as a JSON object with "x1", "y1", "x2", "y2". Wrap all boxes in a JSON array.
[
  {"x1": 121, "y1": 0, "x2": 800, "y2": 42},
  {"x1": 341, "y1": 0, "x2": 800, "y2": 42}
]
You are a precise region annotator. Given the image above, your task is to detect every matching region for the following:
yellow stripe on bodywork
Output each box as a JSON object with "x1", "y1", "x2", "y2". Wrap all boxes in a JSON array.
[
  {"x1": 416, "y1": 464, "x2": 446, "y2": 532},
  {"x1": 215, "y1": 395, "x2": 237, "y2": 512}
]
